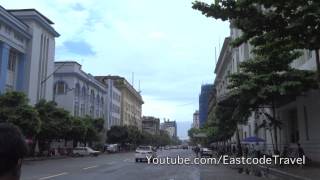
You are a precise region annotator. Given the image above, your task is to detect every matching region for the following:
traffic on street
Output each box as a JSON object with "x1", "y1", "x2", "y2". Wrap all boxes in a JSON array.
[{"x1": 21, "y1": 148, "x2": 276, "y2": 180}]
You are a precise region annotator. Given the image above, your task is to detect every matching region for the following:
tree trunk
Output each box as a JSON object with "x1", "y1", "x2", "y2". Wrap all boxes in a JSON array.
[
  {"x1": 271, "y1": 102, "x2": 279, "y2": 154},
  {"x1": 315, "y1": 49, "x2": 320, "y2": 82},
  {"x1": 236, "y1": 126, "x2": 242, "y2": 156}
]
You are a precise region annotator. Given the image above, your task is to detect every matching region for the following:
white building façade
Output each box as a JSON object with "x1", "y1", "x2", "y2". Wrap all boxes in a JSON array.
[
  {"x1": 53, "y1": 61, "x2": 108, "y2": 128},
  {"x1": 0, "y1": 6, "x2": 59, "y2": 104}
]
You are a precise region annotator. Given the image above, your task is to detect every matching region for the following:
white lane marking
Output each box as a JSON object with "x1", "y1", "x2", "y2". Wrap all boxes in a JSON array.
[
  {"x1": 39, "y1": 172, "x2": 68, "y2": 180},
  {"x1": 83, "y1": 165, "x2": 98, "y2": 170}
]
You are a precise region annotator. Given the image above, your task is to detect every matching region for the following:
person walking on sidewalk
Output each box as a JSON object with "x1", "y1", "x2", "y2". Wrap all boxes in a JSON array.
[
  {"x1": 0, "y1": 123, "x2": 28, "y2": 180},
  {"x1": 194, "y1": 145, "x2": 201, "y2": 158}
]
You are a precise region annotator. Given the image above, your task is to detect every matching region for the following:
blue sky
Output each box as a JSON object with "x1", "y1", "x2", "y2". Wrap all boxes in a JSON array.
[{"x1": 2, "y1": 0, "x2": 230, "y2": 139}]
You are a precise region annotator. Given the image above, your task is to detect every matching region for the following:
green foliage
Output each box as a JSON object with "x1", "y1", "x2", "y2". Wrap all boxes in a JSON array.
[
  {"x1": 0, "y1": 92, "x2": 41, "y2": 138},
  {"x1": 35, "y1": 100, "x2": 71, "y2": 141},
  {"x1": 193, "y1": 0, "x2": 320, "y2": 79},
  {"x1": 106, "y1": 126, "x2": 177, "y2": 147},
  {"x1": 193, "y1": 1, "x2": 319, "y2": 151},
  {"x1": 107, "y1": 125, "x2": 129, "y2": 144}
]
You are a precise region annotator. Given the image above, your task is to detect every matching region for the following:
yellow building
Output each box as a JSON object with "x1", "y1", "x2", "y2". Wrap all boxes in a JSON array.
[{"x1": 96, "y1": 76, "x2": 144, "y2": 129}]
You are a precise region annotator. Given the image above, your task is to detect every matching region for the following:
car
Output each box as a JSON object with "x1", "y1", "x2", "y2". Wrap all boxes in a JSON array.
[
  {"x1": 135, "y1": 145, "x2": 156, "y2": 162},
  {"x1": 200, "y1": 148, "x2": 213, "y2": 157},
  {"x1": 106, "y1": 144, "x2": 119, "y2": 153},
  {"x1": 73, "y1": 147, "x2": 100, "y2": 157}
]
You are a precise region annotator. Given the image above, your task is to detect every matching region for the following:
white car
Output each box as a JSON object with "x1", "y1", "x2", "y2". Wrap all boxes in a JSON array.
[
  {"x1": 106, "y1": 144, "x2": 119, "y2": 153},
  {"x1": 135, "y1": 146, "x2": 156, "y2": 162},
  {"x1": 73, "y1": 147, "x2": 100, "y2": 157},
  {"x1": 200, "y1": 148, "x2": 213, "y2": 157}
]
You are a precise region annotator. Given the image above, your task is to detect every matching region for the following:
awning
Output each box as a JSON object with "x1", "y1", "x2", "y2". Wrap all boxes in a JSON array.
[{"x1": 242, "y1": 136, "x2": 265, "y2": 143}]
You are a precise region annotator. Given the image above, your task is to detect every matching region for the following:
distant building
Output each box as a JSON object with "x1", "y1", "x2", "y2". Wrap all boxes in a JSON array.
[
  {"x1": 199, "y1": 84, "x2": 214, "y2": 127},
  {"x1": 95, "y1": 76, "x2": 144, "y2": 129},
  {"x1": 0, "y1": 6, "x2": 59, "y2": 104},
  {"x1": 94, "y1": 78, "x2": 121, "y2": 129},
  {"x1": 160, "y1": 119, "x2": 177, "y2": 138},
  {"x1": 142, "y1": 116, "x2": 160, "y2": 135},
  {"x1": 192, "y1": 110, "x2": 199, "y2": 129},
  {"x1": 53, "y1": 61, "x2": 108, "y2": 127}
]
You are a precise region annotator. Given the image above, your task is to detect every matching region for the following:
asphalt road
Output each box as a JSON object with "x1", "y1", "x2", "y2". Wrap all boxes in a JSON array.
[{"x1": 21, "y1": 149, "x2": 276, "y2": 180}]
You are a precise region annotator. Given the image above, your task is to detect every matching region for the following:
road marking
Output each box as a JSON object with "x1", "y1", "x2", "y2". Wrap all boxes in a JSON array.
[
  {"x1": 83, "y1": 165, "x2": 98, "y2": 170},
  {"x1": 39, "y1": 172, "x2": 68, "y2": 180}
]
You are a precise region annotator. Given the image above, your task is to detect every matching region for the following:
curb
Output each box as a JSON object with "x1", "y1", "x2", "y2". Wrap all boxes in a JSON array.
[
  {"x1": 257, "y1": 165, "x2": 313, "y2": 180},
  {"x1": 24, "y1": 156, "x2": 70, "y2": 162}
]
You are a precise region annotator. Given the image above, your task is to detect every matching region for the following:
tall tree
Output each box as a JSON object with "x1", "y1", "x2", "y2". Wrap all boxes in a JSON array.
[
  {"x1": 193, "y1": 0, "x2": 319, "y2": 153},
  {"x1": 0, "y1": 92, "x2": 41, "y2": 138},
  {"x1": 192, "y1": 0, "x2": 320, "y2": 80}
]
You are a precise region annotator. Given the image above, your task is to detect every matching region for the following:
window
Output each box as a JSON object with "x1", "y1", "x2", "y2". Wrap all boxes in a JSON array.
[
  {"x1": 101, "y1": 97, "x2": 104, "y2": 107},
  {"x1": 8, "y1": 50, "x2": 18, "y2": 71},
  {"x1": 55, "y1": 81, "x2": 67, "y2": 94},
  {"x1": 5, "y1": 26, "x2": 11, "y2": 34},
  {"x1": 75, "y1": 83, "x2": 80, "y2": 97},
  {"x1": 90, "y1": 105, "x2": 94, "y2": 117},
  {"x1": 81, "y1": 86, "x2": 86, "y2": 99},
  {"x1": 96, "y1": 95, "x2": 100, "y2": 106},
  {"x1": 80, "y1": 104, "x2": 85, "y2": 116},
  {"x1": 90, "y1": 90, "x2": 95, "y2": 104},
  {"x1": 74, "y1": 102, "x2": 79, "y2": 117}
]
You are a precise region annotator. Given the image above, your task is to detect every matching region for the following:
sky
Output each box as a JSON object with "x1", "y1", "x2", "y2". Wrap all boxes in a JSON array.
[{"x1": 2, "y1": 0, "x2": 230, "y2": 139}]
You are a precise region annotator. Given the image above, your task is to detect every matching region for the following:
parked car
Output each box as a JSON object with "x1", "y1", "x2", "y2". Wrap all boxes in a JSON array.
[
  {"x1": 73, "y1": 147, "x2": 100, "y2": 157},
  {"x1": 200, "y1": 148, "x2": 213, "y2": 157},
  {"x1": 106, "y1": 144, "x2": 119, "y2": 153},
  {"x1": 135, "y1": 145, "x2": 156, "y2": 162}
]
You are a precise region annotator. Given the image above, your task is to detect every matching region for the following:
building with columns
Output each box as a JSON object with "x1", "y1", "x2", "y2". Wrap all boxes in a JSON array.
[
  {"x1": 213, "y1": 24, "x2": 320, "y2": 161},
  {"x1": 94, "y1": 77, "x2": 122, "y2": 129},
  {"x1": 95, "y1": 76, "x2": 143, "y2": 129},
  {"x1": 0, "y1": 6, "x2": 59, "y2": 104}
]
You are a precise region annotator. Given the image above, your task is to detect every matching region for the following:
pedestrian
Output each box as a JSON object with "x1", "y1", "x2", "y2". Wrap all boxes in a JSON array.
[
  {"x1": 194, "y1": 145, "x2": 200, "y2": 157},
  {"x1": 0, "y1": 123, "x2": 28, "y2": 180},
  {"x1": 281, "y1": 145, "x2": 289, "y2": 158},
  {"x1": 244, "y1": 144, "x2": 249, "y2": 158}
]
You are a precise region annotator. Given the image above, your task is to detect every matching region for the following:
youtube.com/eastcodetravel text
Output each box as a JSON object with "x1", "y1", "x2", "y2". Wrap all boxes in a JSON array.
[{"x1": 146, "y1": 155, "x2": 306, "y2": 165}]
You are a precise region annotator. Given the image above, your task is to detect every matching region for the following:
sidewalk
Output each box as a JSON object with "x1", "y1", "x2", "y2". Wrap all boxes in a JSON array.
[{"x1": 258, "y1": 163, "x2": 320, "y2": 180}]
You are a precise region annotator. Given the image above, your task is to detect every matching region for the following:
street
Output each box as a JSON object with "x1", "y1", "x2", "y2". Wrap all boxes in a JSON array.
[{"x1": 21, "y1": 149, "x2": 276, "y2": 180}]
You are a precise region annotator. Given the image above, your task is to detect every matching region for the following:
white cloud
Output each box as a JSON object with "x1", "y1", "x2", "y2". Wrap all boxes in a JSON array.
[
  {"x1": 1, "y1": 0, "x2": 230, "y2": 137},
  {"x1": 148, "y1": 31, "x2": 166, "y2": 40}
]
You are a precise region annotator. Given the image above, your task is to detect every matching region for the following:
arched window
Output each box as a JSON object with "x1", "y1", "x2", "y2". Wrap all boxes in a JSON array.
[
  {"x1": 90, "y1": 90, "x2": 95, "y2": 103},
  {"x1": 101, "y1": 97, "x2": 104, "y2": 107},
  {"x1": 54, "y1": 81, "x2": 67, "y2": 95},
  {"x1": 96, "y1": 94, "x2": 100, "y2": 106},
  {"x1": 81, "y1": 86, "x2": 86, "y2": 99},
  {"x1": 75, "y1": 83, "x2": 80, "y2": 97}
]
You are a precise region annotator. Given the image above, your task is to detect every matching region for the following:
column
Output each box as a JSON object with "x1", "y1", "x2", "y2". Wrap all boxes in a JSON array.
[
  {"x1": 0, "y1": 43, "x2": 10, "y2": 93},
  {"x1": 16, "y1": 53, "x2": 26, "y2": 91}
]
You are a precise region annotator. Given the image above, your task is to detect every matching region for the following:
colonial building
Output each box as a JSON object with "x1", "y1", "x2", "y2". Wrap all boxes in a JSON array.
[
  {"x1": 214, "y1": 24, "x2": 320, "y2": 161},
  {"x1": 160, "y1": 119, "x2": 177, "y2": 138},
  {"x1": 142, "y1": 116, "x2": 160, "y2": 135},
  {"x1": 94, "y1": 77, "x2": 121, "y2": 129},
  {"x1": 53, "y1": 61, "x2": 107, "y2": 128},
  {"x1": 0, "y1": 6, "x2": 59, "y2": 104},
  {"x1": 95, "y1": 76, "x2": 143, "y2": 129}
]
